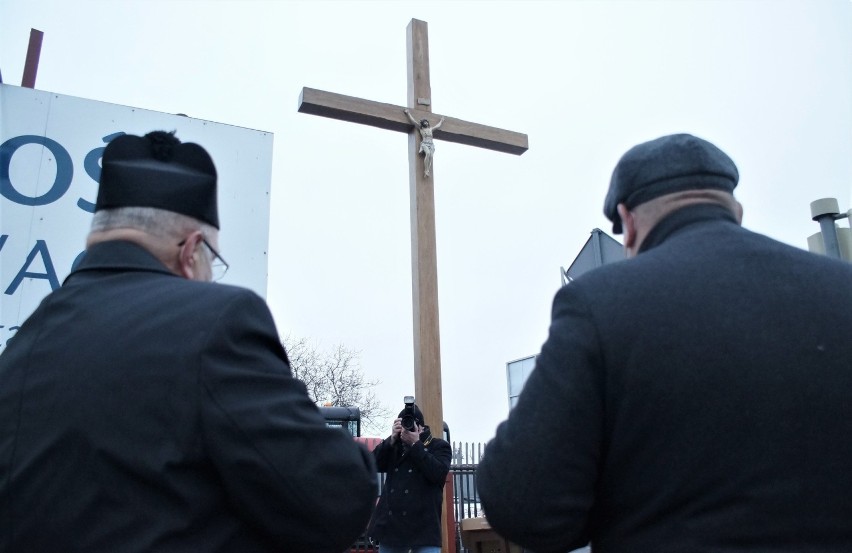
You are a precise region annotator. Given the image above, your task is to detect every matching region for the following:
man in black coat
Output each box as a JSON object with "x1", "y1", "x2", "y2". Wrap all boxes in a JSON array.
[
  {"x1": 478, "y1": 133, "x2": 852, "y2": 553},
  {"x1": 0, "y1": 131, "x2": 377, "y2": 552},
  {"x1": 367, "y1": 402, "x2": 452, "y2": 553}
]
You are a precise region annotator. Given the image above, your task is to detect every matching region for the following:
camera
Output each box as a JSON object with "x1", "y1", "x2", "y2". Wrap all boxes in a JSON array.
[{"x1": 401, "y1": 395, "x2": 417, "y2": 432}]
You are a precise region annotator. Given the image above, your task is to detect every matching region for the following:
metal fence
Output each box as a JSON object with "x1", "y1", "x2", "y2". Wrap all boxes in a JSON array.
[{"x1": 450, "y1": 441, "x2": 487, "y2": 553}]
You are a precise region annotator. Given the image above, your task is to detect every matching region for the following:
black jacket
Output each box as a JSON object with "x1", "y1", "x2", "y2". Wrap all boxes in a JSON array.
[
  {"x1": 368, "y1": 431, "x2": 452, "y2": 547},
  {"x1": 0, "y1": 240, "x2": 377, "y2": 553},
  {"x1": 479, "y1": 204, "x2": 852, "y2": 553}
]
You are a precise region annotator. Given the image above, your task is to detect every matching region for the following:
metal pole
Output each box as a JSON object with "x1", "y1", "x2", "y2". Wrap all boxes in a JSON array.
[{"x1": 810, "y1": 198, "x2": 842, "y2": 259}]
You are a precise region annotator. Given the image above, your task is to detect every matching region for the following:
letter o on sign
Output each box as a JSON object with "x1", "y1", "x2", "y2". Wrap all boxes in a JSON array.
[{"x1": 1, "y1": 135, "x2": 73, "y2": 206}]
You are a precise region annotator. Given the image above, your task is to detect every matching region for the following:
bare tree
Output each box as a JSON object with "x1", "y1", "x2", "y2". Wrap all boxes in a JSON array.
[{"x1": 283, "y1": 335, "x2": 392, "y2": 435}]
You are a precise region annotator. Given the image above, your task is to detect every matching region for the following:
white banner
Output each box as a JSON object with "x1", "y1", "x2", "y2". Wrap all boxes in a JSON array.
[{"x1": 0, "y1": 84, "x2": 273, "y2": 353}]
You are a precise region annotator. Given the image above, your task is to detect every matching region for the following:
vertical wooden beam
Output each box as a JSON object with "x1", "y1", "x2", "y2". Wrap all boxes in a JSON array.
[
  {"x1": 407, "y1": 19, "x2": 449, "y2": 553},
  {"x1": 406, "y1": 18, "x2": 444, "y2": 442},
  {"x1": 22, "y1": 29, "x2": 44, "y2": 89}
]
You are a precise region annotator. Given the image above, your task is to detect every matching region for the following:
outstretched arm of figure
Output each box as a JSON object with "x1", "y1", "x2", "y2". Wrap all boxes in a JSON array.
[
  {"x1": 404, "y1": 108, "x2": 419, "y2": 126},
  {"x1": 432, "y1": 116, "x2": 445, "y2": 131}
]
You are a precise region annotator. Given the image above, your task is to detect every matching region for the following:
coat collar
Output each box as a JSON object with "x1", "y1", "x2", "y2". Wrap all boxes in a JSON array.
[
  {"x1": 64, "y1": 240, "x2": 176, "y2": 285},
  {"x1": 639, "y1": 203, "x2": 739, "y2": 254}
]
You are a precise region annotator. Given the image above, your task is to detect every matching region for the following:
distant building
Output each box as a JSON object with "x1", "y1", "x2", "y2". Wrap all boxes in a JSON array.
[
  {"x1": 505, "y1": 229, "x2": 625, "y2": 408},
  {"x1": 506, "y1": 354, "x2": 537, "y2": 409},
  {"x1": 561, "y1": 228, "x2": 626, "y2": 285}
]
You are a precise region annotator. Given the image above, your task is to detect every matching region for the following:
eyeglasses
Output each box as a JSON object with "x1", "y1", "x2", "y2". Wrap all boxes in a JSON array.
[
  {"x1": 201, "y1": 238, "x2": 229, "y2": 282},
  {"x1": 178, "y1": 236, "x2": 229, "y2": 282}
]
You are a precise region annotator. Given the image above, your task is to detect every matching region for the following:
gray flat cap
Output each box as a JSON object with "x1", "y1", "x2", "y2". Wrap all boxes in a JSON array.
[{"x1": 604, "y1": 133, "x2": 738, "y2": 234}]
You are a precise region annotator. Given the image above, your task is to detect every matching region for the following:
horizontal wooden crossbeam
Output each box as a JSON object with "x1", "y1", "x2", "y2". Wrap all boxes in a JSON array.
[{"x1": 298, "y1": 87, "x2": 529, "y2": 156}]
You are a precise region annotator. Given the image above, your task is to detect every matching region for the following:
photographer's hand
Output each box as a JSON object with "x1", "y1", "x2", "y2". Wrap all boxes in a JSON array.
[
  {"x1": 390, "y1": 418, "x2": 403, "y2": 444},
  {"x1": 399, "y1": 427, "x2": 420, "y2": 447}
]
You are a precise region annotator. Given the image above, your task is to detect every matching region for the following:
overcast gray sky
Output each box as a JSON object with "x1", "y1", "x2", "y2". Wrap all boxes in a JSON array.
[{"x1": 2, "y1": 0, "x2": 851, "y2": 443}]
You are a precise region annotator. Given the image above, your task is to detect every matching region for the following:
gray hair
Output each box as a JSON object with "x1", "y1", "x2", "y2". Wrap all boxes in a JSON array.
[{"x1": 90, "y1": 207, "x2": 217, "y2": 241}]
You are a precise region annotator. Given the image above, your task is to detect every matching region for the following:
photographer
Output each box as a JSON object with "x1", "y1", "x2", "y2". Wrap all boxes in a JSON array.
[{"x1": 367, "y1": 398, "x2": 452, "y2": 553}]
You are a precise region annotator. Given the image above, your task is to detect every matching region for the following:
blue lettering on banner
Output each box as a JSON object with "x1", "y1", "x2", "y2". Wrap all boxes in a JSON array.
[
  {"x1": 1, "y1": 131, "x2": 124, "y2": 210},
  {"x1": 0, "y1": 233, "x2": 85, "y2": 353},
  {"x1": 79, "y1": 132, "x2": 124, "y2": 212},
  {"x1": 0, "y1": 135, "x2": 74, "y2": 206},
  {"x1": 1, "y1": 132, "x2": 126, "y2": 292},
  {"x1": 2, "y1": 234, "x2": 84, "y2": 295},
  {"x1": 5, "y1": 239, "x2": 60, "y2": 294}
]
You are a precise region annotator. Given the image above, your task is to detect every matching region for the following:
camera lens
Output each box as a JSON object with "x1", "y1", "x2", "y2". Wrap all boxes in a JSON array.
[{"x1": 401, "y1": 415, "x2": 416, "y2": 432}]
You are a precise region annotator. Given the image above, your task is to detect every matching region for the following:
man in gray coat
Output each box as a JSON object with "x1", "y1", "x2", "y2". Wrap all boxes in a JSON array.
[
  {"x1": 478, "y1": 133, "x2": 852, "y2": 553},
  {"x1": 0, "y1": 131, "x2": 376, "y2": 552}
]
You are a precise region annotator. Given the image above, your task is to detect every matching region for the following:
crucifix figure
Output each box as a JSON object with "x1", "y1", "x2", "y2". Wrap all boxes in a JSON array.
[
  {"x1": 298, "y1": 21, "x2": 528, "y2": 506},
  {"x1": 404, "y1": 108, "x2": 444, "y2": 177}
]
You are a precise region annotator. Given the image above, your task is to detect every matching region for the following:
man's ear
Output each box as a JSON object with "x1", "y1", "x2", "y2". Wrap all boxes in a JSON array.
[
  {"x1": 617, "y1": 203, "x2": 637, "y2": 255},
  {"x1": 177, "y1": 231, "x2": 204, "y2": 280}
]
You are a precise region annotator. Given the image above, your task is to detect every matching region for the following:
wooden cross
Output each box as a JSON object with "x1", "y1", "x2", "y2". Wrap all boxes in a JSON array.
[{"x1": 298, "y1": 18, "x2": 527, "y2": 450}]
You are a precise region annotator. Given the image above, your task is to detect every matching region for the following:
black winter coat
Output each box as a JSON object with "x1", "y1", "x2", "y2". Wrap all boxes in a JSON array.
[
  {"x1": 479, "y1": 205, "x2": 852, "y2": 553},
  {"x1": 368, "y1": 432, "x2": 452, "y2": 547},
  {"x1": 0, "y1": 240, "x2": 377, "y2": 553}
]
